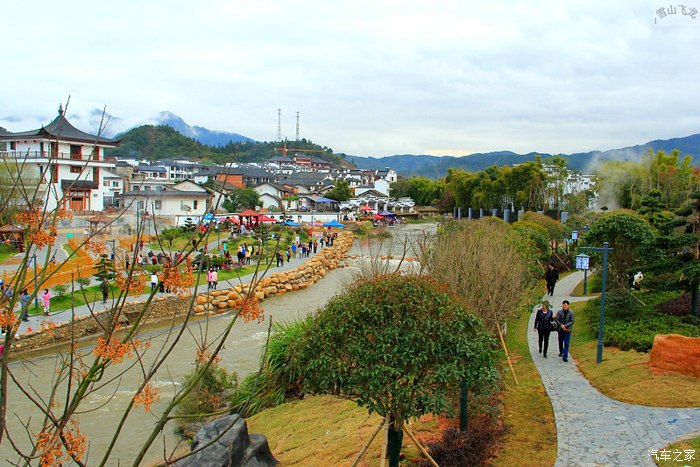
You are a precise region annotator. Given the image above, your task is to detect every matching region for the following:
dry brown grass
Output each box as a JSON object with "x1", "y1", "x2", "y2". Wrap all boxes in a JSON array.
[
  {"x1": 247, "y1": 395, "x2": 439, "y2": 466},
  {"x1": 492, "y1": 305, "x2": 557, "y2": 467},
  {"x1": 567, "y1": 276, "x2": 700, "y2": 408},
  {"x1": 572, "y1": 338, "x2": 700, "y2": 407}
]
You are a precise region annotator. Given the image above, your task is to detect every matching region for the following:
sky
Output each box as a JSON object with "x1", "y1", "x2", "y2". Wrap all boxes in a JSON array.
[{"x1": 2, "y1": 0, "x2": 699, "y2": 158}]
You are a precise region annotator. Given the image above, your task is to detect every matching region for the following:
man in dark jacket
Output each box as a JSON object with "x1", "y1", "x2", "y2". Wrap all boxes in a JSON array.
[
  {"x1": 101, "y1": 280, "x2": 110, "y2": 304},
  {"x1": 556, "y1": 300, "x2": 574, "y2": 362},
  {"x1": 545, "y1": 263, "x2": 559, "y2": 296}
]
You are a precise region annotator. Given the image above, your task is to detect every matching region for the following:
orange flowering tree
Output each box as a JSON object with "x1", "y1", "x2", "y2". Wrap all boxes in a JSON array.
[{"x1": 0, "y1": 114, "x2": 278, "y2": 466}]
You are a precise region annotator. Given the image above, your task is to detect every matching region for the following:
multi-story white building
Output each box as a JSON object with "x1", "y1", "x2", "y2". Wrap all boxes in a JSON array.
[{"x1": 0, "y1": 105, "x2": 119, "y2": 212}]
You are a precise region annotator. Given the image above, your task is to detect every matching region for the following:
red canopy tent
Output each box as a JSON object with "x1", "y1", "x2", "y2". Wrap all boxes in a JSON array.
[
  {"x1": 259, "y1": 215, "x2": 277, "y2": 223},
  {"x1": 360, "y1": 206, "x2": 374, "y2": 211},
  {"x1": 238, "y1": 209, "x2": 261, "y2": 228},
  {"x1": 373, "y1": 214, "x2": 384, "y2": 220}
]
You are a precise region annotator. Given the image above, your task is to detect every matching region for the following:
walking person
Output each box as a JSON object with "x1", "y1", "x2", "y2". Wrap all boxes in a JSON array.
[
  {"x1": 151, "y1": 273, "x2": 159, "y2": 292},
  {"x1": 207, "y1": 268, "x2": 213, "y2": 290},
  {"x1": 556, "y1": 300, "x2": 574, "y2": 362},
  {"x1": 534, "y1": 300, "x2": 553, "y2": 358},
  {"x1": 19, "y1": 289, "x2": 31, "y2": 322},
  {"x1": 545, "y1": 263, "x2": 559, "y2": 296},
  {"x1": 41, "y1": 288, "x2": 51, "y2": 316},
  {"x1": 211, "y1": 268, "x2": 218, "y2": 290},
  {"x1": 101, "y1": 279, "x2": 110, "y2": 304}
]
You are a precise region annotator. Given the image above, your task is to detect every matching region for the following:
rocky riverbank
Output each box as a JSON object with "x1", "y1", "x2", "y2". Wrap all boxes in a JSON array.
[{"x1": 10, "y1": 233, "x2": 354, "y2": 355}]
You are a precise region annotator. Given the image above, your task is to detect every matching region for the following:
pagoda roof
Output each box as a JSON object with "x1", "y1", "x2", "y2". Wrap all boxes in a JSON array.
[{"x1": 0, "y1": 105, "x2": 119, "y2": 146}]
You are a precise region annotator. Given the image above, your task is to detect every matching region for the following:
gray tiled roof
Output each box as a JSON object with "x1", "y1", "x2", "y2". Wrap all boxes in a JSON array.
[
  {"x1": 61, "y1": 180, "x2": 98, "y2": 190},
  {"x1": 2, "y1": 108, "x2": 119, "y2": 145}
]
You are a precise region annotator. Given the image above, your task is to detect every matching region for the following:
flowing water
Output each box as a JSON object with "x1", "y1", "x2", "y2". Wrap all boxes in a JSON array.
[{"x1": 0, "y1": 224, "x2": 435, "y2": 466}]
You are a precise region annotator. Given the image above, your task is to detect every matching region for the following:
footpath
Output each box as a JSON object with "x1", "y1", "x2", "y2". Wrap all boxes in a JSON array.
[
  {"x1": 529, "y1": 271, "x2": 700, "y2": 466},
  {"x1": 8, "y1": 238, "x2": 326, "y2": 339}
]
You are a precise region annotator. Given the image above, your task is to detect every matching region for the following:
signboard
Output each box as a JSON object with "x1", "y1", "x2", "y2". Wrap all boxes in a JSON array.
[
  {"x1": 575, "y1": 254, "x2": 590, "y2": 270},
  {"x1": 571, "y1": 231, "x2": 579, "y2": 241},
  {"x1": 66, "y1": 233, "x2": 74, "y2": 239},
  {"x1": 203, "y1": 213, "x2": 214, "y2": 222}
]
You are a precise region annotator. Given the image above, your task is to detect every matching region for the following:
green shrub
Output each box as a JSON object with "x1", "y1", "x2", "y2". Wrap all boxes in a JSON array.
[
  {"x1": 75, "y1": 277, "x2": 90, "y2": 289},
  {"x1": 584, "y1": 291, "x2": 700, "y2": 352},
  {"x1": 175, "y1": 363, "x2": 238, "y2": 430},
  {"x1": 229, "y1": 317, "x2": 312, "y2": 417},
  {"x1": 52, "y1": 284, "x2": 68, "y2": 297},
  {"x1": 0, "y1": 243, "x2": 17, "y2": 254},
  {"x1": 604, "y1": 289, "x2": 641, "y2": 320},
  {"x1": 643, "y1": 273, "x2": 683, "y2": 293}
]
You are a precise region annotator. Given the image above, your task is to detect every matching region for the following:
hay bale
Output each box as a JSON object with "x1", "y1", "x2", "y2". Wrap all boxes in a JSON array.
[{"x1": 648, "y1": 334, "x2": 700, "y2": 378}]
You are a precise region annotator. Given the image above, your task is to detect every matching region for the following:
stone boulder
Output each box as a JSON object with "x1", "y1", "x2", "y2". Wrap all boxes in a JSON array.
[{"x1": 176, "y1": 414, "x2": 277, "y2": 467}]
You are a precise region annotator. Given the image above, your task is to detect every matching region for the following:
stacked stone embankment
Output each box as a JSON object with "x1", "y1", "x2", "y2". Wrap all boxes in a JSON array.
[
  {"x1": 9, "y1": 232, "x2": 354, "y2": 355},
  {"x1": 192, "y1": 233, "x2": 353, "y2": 314}
]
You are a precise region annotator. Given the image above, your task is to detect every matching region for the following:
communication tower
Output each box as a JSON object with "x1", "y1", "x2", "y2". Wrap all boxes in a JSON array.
[
  {"x1": 277, "y1": 108, "x2": 282, "y2": 141},
  {"x1": 295, "y1": 111, "x2": 300, "y2": 141}
]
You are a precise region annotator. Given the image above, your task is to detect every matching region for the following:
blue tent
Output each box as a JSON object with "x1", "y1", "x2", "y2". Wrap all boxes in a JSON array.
[
  {"x1": 284, "y1": 220, "x2": 301, "y2": 227},
  {"x1": 323, "y1": 220, "x2": 345, "y2": 228},
  {"x1": 315, "y1": 197, "x2": 335, "y2": 203},
  {"x1": 379, "y1": 211, "x2": 396, "y2": 217}
]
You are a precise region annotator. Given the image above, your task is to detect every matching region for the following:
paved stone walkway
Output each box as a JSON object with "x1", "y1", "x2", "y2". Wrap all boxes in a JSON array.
[{"x1": 529, "y1": 271, "x2": 700, "y2": 466}]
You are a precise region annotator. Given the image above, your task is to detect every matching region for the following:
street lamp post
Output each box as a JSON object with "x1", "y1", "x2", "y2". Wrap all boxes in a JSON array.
[
  {"x1": 107, "y1": 239, "x2": 116, "y2": 261},
  {"x1": 31, "y1": 253, "x2": 39, "y2": 311},
  {"x1": 580, "y1": 242, "x2": 613, "y2": 364}
]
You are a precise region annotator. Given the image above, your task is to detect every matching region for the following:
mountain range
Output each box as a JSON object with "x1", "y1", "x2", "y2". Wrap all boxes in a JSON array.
[
  {"x1": 4, "y1": 108, "x2": 698, "y2": 177},
  {"x1": 142, "y1": 111, "x2": 254, "y2": 146},
  {"x1": 345, "y1": 134, "x2": 700, "y2": 177}
]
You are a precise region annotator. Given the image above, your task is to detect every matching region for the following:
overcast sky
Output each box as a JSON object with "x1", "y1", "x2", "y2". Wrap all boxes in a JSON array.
[{"x1": 2, "y1": 0, "x2": 699, "y2": 157}]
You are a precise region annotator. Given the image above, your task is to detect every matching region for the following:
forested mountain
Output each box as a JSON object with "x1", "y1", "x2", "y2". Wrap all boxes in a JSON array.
[
  {"x1": 152, "y1": 111, "x2": 253, "y2": 146},
  {"x1": 347, "y1": 134, "x2": 700, "y2": 177},
  {"x1": 105, "y1": 124, "x2": 345, "y2": 166}
]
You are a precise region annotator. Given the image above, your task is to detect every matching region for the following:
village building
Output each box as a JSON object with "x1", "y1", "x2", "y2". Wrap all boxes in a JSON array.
[
  {"x1": 0, "y1": 105, "x2": 119, "y2": 212},
  {"x1": 120, "y1": 180, "x2": 211, "y2": 225}
]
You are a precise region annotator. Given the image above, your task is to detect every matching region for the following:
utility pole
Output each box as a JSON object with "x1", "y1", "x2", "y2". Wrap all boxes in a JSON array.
[
  {"x1": 276, "y1": 108, "x2": 282, "y2": 141},
  {"x1": 295, "y1": 111, "x2": 300, "y2": 141}
]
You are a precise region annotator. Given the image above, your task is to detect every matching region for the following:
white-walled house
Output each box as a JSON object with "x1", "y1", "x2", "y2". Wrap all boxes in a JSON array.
[
  {"x1": 120, "y1": 180, "x2": 211, "y2": 224},
  {"x1": 0, "y1": 105, "x2": 119, "y2": 212},
  {"x1": 101, "y1": 169, "x2": 125, "y2": 208}
]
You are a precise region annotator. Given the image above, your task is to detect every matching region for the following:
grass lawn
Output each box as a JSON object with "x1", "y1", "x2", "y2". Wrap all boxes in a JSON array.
[
  {"x1": 247, "y1": 394, "x2": 439, "y2": 465},
  {"x1": 492, "y1": 302, "x2": 557, "y2": 467},
  {"x1": 569, "y1": 273, "x2": 599, "y2": 297},
  {"x1": 26, "y1": 284, "x2": 146, "y2": 316},
  {"x1": 570, "y1": 299, "x2": 700, "y2": 408},
  {"x1": 0, "y1": 251, "x2": 17, "y2": 264},
  {"x1": 656, "y1": 435, "x2": 700, "y2": 466},
  {"x1": 148, "y1": 231, "x2": 230, "y2": 252}
]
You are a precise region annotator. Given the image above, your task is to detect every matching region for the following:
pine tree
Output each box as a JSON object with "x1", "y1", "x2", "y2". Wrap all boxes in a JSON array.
[{"x1": 94, "y1": 254, "x2": 117, "y2": 283}]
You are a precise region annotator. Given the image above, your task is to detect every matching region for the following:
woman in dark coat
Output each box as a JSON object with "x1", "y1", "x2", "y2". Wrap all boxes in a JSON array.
[{"x1": 534, "y1": 300, "x2": 553, "y2": 358}]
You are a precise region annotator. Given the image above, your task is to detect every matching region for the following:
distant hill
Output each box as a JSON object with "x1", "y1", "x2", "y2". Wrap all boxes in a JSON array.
[
  {"x1": 346, "y1": 134, "x2": 700, "y2": 177},
  {"x1": 152, "y1": 111, "x2": 254, "y2": 146},
  {"x1": 107, "y1": 125, "x2": 220, "y2": 161},
  {"x1": 105, "y1": 124, "x2": 343, "y2": 166}
]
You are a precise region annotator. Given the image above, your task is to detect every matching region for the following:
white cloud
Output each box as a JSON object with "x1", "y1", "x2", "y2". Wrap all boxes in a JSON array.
[{"x1": 1, "y1": 0, "x2": 699, "y2": 156}]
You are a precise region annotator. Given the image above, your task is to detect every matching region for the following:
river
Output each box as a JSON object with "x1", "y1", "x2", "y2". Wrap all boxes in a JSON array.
[{"x1": 0, "y1": 224, "x2": 434, "y2": 466}]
